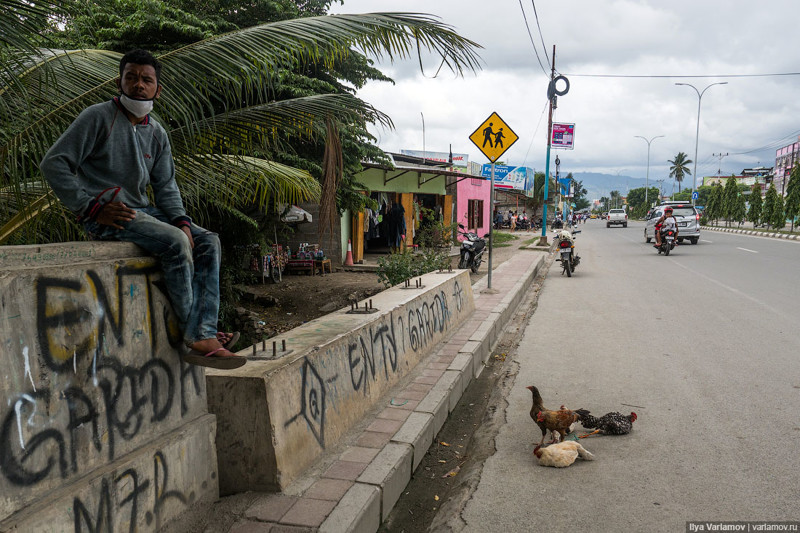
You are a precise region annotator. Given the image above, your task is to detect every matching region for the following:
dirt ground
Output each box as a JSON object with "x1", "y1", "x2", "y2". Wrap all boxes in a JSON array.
[{"x1": 235, "y1": 230, "x2": 537, "y2": 341}]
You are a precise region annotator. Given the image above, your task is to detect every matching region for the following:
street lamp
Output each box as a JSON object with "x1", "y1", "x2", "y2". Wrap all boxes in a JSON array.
[
  {"x1": 675, "y1": 82, "x2": 728, "y2": 205},
  {"x1": 634, "y1": 135, "x2": 664, "y2": 209}
]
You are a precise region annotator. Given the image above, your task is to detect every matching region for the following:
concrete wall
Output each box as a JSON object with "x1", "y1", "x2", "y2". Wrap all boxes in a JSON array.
[
  {"x1": 0, "y1": 242, "x2": 217, "y2": 531},
  {"x1": 206, "y1": 270, "x2": 474, "y2": 494}
]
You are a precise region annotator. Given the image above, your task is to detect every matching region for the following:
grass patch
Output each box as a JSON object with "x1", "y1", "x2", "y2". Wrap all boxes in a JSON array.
[{"x1": 490, "y1": 232, "x2": 518, "y2": 244}]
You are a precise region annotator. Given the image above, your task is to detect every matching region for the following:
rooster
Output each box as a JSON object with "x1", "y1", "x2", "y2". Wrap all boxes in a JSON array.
[
  {"x1": 533, "y1": 441, "x2": 595, "y2": 468},
  {"x1": 578, "y1": 411, "x2": 637, "y2": 437},
  {"x1": 526, "y1": 386, "x2": 583, "y2": 445}
]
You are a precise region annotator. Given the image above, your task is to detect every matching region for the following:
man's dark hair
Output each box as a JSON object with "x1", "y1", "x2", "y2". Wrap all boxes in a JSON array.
[{"x1": 119, "y1": 49, "x2": 162, "y2": 82}]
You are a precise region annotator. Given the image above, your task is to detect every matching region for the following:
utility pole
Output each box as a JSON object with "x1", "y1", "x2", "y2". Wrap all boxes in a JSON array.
[
  {"x1": 539, "y1": 45, "x2": 556, "y2": 245},
  {"x1": 713, "y1": 152, "x2": 729, "y2": 178}
]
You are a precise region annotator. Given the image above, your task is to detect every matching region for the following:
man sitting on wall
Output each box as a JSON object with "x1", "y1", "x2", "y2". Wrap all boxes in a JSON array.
[{"x1": 41, "y1": 49, "x2": 245, "y2": 369}]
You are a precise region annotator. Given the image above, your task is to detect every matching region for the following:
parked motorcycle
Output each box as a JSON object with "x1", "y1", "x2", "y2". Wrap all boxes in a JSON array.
[
  {"x1": 554, "y1": 229, "x2": 581, "y2": 277},
  {"x1": 458, "y1": 224, "x2": 488, "y2": 273},
  {"x1": 657, "y1": 228, "x2": 676, "y2": 256},
  {"x1": 517, "y1": 217, "x2": 531, "y2": 231}
]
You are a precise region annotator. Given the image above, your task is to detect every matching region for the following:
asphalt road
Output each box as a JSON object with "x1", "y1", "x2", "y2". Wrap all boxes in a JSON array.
[{"x1": 456, "y1": 221, "x2": 800, "y2": 532}]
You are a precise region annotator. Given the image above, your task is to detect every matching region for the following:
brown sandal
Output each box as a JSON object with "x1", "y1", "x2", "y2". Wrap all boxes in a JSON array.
[{"x1": 183, "y1": 347, "x2": 246, "y2": 369}]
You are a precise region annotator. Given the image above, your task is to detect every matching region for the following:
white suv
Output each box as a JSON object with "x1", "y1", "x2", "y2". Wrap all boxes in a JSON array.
[{"x1": 644, "y1": 203, "x2": 700, "y2": 245}]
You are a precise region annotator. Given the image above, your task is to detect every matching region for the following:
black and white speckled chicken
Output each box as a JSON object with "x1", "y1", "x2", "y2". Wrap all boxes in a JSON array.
[{"x1": 577, "y1": 411, "x2": 637, "y2": 437}]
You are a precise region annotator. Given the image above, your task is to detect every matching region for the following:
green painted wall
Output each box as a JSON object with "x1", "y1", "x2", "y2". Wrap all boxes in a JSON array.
[{"x1": 356, "y1": 168, "x2": 447, "y2": 195}]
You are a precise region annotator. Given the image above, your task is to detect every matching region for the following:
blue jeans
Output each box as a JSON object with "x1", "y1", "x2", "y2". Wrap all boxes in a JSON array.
[{"x1": 85, "y1": 206, "x2": 221, "y2": 345}]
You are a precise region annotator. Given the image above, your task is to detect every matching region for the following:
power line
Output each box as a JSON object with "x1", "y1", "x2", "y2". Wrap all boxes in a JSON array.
[
  {"x1": 517, "y1": 0, "x2": 549, "y2": 77},
  {"x1": 521, "y1": 99, "x2": 550, "y2": 167},
  {"x1": 530, "y1": 0, "x2": 550, "y2": 65},
  {"x1": 560, "y1": 72, "x2": 800, "y2": 79}
]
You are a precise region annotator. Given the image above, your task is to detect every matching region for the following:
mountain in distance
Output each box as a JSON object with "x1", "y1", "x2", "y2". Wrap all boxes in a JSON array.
[{"x1": 571, "y1": 172, "x2": 649, "y2": 201}]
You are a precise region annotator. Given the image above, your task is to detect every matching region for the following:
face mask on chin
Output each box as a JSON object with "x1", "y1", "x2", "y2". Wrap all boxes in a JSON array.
[{"x1": 119, "y1": 91, "x2": 154, "y2": 118}]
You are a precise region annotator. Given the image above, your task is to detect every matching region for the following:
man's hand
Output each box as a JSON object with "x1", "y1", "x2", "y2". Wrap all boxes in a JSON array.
[
  {"x1": 181, "y1": 225, "x2": 194, "y2": 249},
  {"x1": 96, "y1": 201, "x2": 136, "y2": 229}
]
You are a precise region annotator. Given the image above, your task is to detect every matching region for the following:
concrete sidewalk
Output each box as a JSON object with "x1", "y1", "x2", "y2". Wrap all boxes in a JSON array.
[{"x1": 206, "y1": 250, "x2": 547, "y2": 533}]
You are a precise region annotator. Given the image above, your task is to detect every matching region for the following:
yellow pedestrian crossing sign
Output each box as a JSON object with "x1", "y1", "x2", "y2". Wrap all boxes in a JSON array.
[{"x1": 469, "y1": 112, "x2": 519, "y2": 163}]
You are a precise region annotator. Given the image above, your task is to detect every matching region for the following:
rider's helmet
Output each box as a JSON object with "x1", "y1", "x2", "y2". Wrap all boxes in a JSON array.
[{"x1": 664, "y1": 206, "x2": 673, "y2": 214}]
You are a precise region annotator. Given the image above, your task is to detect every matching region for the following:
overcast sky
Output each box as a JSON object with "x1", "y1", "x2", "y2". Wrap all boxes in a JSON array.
[{"x1": 329, "y1": 0, "x2": 800, "y2": 189}]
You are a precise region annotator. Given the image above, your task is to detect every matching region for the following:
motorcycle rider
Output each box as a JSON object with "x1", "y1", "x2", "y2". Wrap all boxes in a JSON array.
[{"x1": 654, "y1": 206, "x2": 679, "y2": 249}]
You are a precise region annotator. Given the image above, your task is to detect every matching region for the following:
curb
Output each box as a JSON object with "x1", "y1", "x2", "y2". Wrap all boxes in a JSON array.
[
  {"x1": 700, "y1": 225, "x2": 800, "y2": 241},
  {"x1": 317, "y1": 253, "x2": 546, "y2": 533}
]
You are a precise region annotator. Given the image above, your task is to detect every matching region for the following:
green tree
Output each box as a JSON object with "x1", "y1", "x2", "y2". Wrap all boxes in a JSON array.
[
  {"x1": 784, "y1": 166, "x2": 800, "y2": 232},
  {"x1": 747, "y1": 183, "x2": 763, "y2": 227},
  {"x1": 571, "y1": 177, "x2": 590, "y2": 211},
  {"x1": 668, "y1": 151, "x2": 693, "y2": 193},
  {"x1": 609, "y1": 190, "x2": 622, "y2": 209},
  {"x1": 705, "y1": 184, "x2": 723, "y2": 224},
  {"x1": 771, "y1": 190, "x2": 785, "y2": 230},
  {"x1": 731, "y1": 186, "x2": 746, "y2": 226},
  {"x1": 625, "y1": 186, "x2": 659, "y2": 218},
  {"x1": 0, "y1": 4, "x2": 482, "y2": 243},
  {"x1": 762, "y1": 184, "x2": 778, "y2": 229},
  {"x1": 722, "y1": 176, "x2": 739, "y2": 227}
]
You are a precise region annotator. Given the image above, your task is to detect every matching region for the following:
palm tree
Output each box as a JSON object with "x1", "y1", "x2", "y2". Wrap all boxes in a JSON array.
[
  {"x1": 0, "y1": 5, "x2": 482, "y2": 243},
  {"x1": 668, "y1": 152, "x2": 693, "y2": 193}
]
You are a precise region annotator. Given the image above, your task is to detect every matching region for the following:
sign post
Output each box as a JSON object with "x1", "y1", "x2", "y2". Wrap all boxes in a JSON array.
[{"x1": 469, "y1": 112, "x2": 519, "y2": 290}]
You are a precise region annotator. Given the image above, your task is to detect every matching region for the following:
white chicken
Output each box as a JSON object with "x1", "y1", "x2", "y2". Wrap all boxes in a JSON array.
[{"x1": 533, "y1": 440, "x2": 595, "y2": 468}]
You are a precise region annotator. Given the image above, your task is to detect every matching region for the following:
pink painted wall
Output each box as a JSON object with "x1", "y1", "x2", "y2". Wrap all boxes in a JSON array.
[{"x1": 455, "y1": 177, "x2": 492, "y2": 241}]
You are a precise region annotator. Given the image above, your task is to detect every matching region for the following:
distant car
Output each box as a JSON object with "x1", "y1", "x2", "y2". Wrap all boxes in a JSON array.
[
  {"x1": 644, "y1": 203, "x2": 700, "y2": 244},
  {"x1": 601, "y1": 212, "x2": 608, "y2": 219},
  {"x1": 606, "y1": 208, "x2": 627, "y2": 228},
  {"x1": 590, "y1": 214, "x2": 598, "y2": 219}
]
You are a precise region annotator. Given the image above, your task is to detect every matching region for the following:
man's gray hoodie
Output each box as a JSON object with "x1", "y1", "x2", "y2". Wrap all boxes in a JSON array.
[{"x1": 41, "y1": 98, "x2": 189, "y2": 224}]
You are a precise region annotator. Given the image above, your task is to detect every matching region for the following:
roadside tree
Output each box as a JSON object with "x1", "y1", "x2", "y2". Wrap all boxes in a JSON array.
[
  {"x1": 705, "y1": 184, "x2": 724, "y2": 224},
  {"x1": 762, "y1": 184, "x2": 778, "y2": 230},
  {"x1": 723, "y1": 176, "x2": 739, "y2": 227},
  {"x1": 731, "y1": 187, "x2": 746, "y2": 227},
  {"x1": 747, "y1": 183, "x2": 763, "y2": 227},
  {"x1": 771, "y1": 190, "x2": 785, "y2": 230},
  {"x1": 784, "y1": 166, "x2": 800, "y2": 232}
]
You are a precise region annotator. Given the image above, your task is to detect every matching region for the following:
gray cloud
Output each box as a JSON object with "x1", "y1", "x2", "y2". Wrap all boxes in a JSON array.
[{"x1": 331, "y1": 0, "x2": 800, "y2": 181}]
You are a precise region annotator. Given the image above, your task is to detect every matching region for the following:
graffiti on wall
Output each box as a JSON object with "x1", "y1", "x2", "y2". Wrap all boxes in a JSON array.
[
  {"x1": 70, "y1": 450, "x2": 192, "y2": 532},
  {"x1": 284, "y1": 281, "x2": 464, "y2": 448},
  {"x1": 0, "y1": 263, "x2": 203, "y2": 494}
]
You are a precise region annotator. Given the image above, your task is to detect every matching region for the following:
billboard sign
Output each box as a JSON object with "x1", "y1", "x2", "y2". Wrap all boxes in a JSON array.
[
  {"x1": 400, "y1": 149, "x2": 470, "y2": 168},
  {"x1": 551, "y1": 123, "x2": 575, "y2": 150},
  {"x1": 481, "y1": 165, "x2": 533, "y2": 195}
]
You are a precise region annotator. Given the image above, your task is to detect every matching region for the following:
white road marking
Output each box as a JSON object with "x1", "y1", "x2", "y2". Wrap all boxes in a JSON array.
[
  {"x1": 701, "y1": 239, "x2": 713, "y2": 243},
  {"x1": 737, "y1": 247, "x2": 758, "y2": 254}
]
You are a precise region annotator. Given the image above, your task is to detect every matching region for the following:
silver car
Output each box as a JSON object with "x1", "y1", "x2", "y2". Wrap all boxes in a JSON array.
[{"x1": 644, "y1": 203, "x2": 700, "y2": 245}]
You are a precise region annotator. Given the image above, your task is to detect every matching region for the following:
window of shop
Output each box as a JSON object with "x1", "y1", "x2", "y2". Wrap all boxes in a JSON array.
[{"x1": 468, "y1": 199, "x2": 484, "y2": 230}]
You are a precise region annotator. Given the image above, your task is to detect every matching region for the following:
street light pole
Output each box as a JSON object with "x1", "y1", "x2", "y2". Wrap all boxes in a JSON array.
[
  {"x1": 675, "y1": 82, "x2": 728, "y2": 205},
  {"x1": 634, "y1": 135, "x2": 664, "y2": 209}
]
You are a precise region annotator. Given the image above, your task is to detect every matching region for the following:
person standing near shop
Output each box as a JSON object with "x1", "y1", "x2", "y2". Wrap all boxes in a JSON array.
[
  {"x1": 40, "y1": 49, "x2": 245, "y2": 369},
  {"x1": 387, "y1": 202, "x2": 406, "y2": 252}
]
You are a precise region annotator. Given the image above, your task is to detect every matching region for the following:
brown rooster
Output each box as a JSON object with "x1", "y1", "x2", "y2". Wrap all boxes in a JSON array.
[{"x1": 526, "y1": 386, "x2": 584, "y2": 445}]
